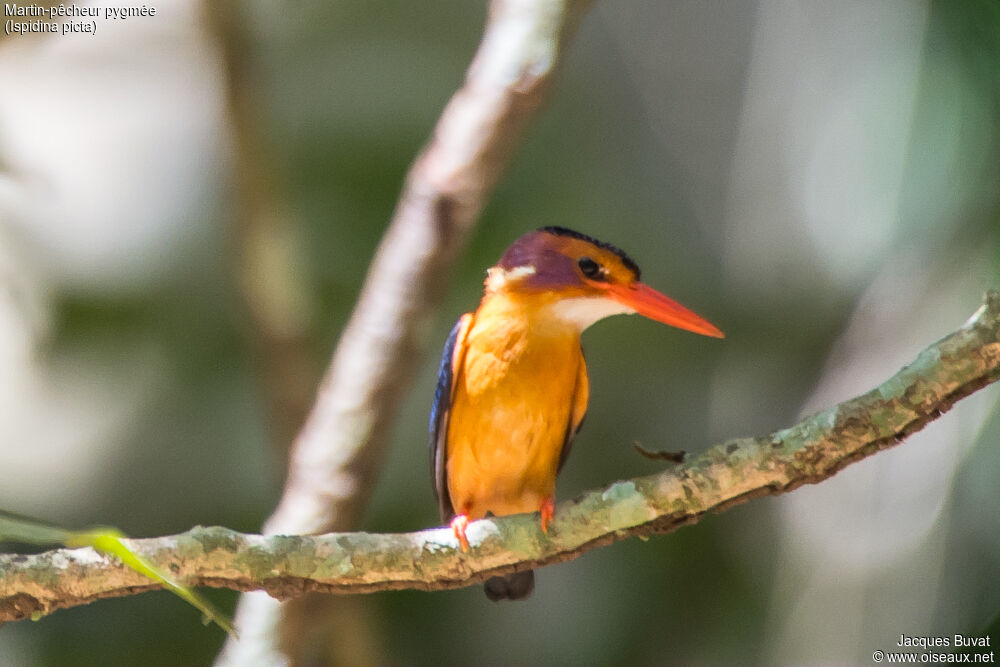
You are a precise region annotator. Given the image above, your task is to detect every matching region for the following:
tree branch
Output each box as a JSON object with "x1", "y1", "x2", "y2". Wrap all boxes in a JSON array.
[{"x1": 3, "y1": 291, "x2": 998, "y2": 624}]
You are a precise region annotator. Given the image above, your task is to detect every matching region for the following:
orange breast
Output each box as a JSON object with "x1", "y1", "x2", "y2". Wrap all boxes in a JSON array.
[{"x1": 445, "y1": 298, "x2": 584, "y2": 520}]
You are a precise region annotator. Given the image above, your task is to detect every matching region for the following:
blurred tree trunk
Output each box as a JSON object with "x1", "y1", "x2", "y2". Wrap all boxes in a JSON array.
[{"x1": 207, "y1": 1, "x2": 597, "y2": 665}]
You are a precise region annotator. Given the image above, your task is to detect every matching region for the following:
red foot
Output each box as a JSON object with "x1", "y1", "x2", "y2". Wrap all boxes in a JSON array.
[
  {"x1": 539, "y1": 497, "x2": 555, "y2": 534},
  {"x1": 450, "y1": 514, "x2": 470, "y2": 552}
]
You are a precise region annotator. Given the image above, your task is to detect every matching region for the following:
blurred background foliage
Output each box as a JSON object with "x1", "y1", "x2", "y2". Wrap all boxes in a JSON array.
[{"x1": 1, "y1": 0, "x2": 998, "y2": 665}]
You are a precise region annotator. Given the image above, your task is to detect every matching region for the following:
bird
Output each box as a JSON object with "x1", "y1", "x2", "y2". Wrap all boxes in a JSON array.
[{"x1": 429, "y1": 226, "x2": 723, "y2": 601}]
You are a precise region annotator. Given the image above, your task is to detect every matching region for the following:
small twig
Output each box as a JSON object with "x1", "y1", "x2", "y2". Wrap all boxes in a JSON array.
[
  {"x1": 3, "y1": 291, "x2": 998, "y2": 624},
  {"x1": 633, "y1": 442, "x2": 686, "y2": 463}
]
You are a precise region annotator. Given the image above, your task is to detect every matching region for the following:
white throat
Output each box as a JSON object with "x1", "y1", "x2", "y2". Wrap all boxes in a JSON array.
[{"x1": 548, "y1": 296, "x2": 636, "y2": 331}]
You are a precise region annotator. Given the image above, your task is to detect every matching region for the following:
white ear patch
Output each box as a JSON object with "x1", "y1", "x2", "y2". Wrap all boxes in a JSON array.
[
  {"x1": 549, "y1": 296, "x2": 636, "y2": 330},
  {"x1": 486, "y1": 265, "x2": 537, "y2": 290}
]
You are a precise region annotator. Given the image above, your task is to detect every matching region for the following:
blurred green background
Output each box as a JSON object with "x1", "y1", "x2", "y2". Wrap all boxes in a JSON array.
[{"x1": 1, "y1": 0, "x2": 998, "y2": 665}]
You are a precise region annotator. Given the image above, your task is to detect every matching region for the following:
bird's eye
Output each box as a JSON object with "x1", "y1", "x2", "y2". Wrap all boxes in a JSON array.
[{"x1": 578, "y1": 257, "x2": 603, "y2": 280}]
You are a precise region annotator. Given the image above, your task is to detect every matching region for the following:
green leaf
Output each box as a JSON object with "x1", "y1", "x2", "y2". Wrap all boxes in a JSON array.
[{"x1": 1, "y1": 511, "x2": 236, "y2": 636}]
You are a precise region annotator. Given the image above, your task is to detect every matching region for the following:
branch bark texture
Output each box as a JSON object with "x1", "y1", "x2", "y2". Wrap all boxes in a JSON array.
[{"x1": 3, "y1": 291, "x2": 998, "y2": 624}]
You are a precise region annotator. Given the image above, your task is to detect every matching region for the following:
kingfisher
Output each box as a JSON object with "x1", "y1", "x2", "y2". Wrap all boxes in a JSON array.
[{"x1": 429, "y1": 226, "x2": 723, "y2": 600}]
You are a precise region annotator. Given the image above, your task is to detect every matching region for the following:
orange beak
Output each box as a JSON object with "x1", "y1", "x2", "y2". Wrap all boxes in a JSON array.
[{"x1": 607, "y1": 282, "x2": 724, "y2": 338}]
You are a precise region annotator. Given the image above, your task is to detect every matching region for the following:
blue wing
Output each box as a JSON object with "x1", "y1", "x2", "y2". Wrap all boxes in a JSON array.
[{"x1": 429, "y1": 313, "x2": 472, "y2": 521}]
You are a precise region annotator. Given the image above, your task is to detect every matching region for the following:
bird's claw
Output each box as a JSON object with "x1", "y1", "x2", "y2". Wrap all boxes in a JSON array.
[
  {"x1": 451, "y1": 514, "x2": 470, "y2": 552},
  {"x1": 540, "y1": 497, "x2": 555, "y2": 534}
]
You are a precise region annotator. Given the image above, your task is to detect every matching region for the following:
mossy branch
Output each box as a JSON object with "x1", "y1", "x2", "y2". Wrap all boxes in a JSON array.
[{"x1": 3, "y1": 291, "x2": 999, "y2": 625}]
